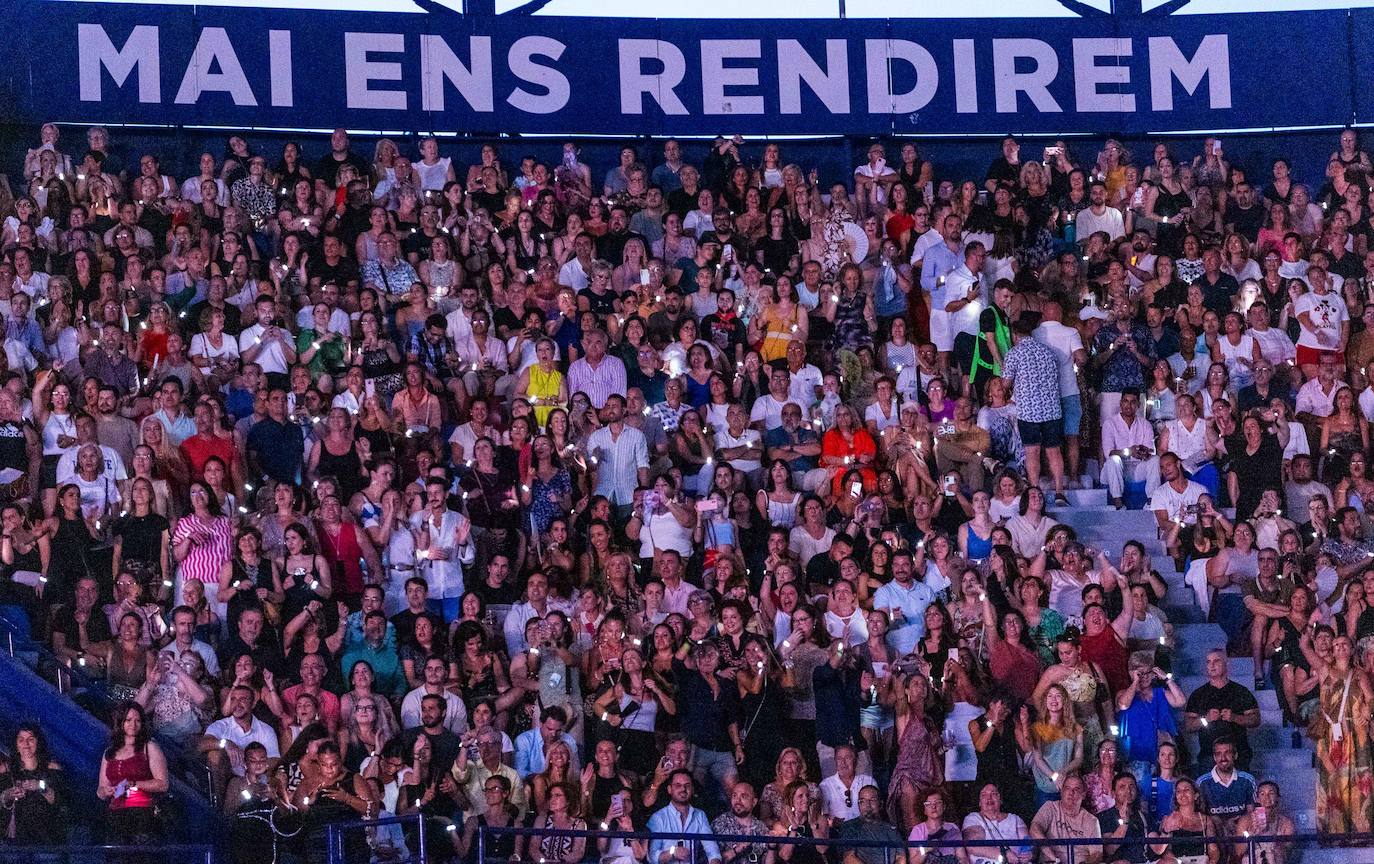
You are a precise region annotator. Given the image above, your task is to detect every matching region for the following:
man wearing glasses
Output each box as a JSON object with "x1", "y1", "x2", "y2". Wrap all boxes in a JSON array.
[{"x1": 452, "y1": 725, "x2": 526, "y2": 818}]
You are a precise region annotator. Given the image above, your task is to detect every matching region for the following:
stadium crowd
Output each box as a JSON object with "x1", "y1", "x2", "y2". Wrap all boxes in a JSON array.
[{"x1": 0, "y1": 121, "x2": 1372, "y2": 863}]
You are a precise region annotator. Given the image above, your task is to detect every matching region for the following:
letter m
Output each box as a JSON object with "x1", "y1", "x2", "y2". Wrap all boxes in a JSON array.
[{"x1": 79, "y1": 24, "x2": 161, "y2": 103}]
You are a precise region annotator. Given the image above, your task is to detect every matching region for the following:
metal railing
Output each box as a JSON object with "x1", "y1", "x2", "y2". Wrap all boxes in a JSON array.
[
  {"x1": 0, "y1": 844, "x2": 214, "y2": 864},
  {"x1": 473, "y1": 824, "x2": 1374, "y2": 864},
  {"x1": 324, "y1": 813, "x2": 428, "y2": 864}
]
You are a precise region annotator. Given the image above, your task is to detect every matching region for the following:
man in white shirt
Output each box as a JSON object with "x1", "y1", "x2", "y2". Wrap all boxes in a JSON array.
[
  {"x1": 454, "y1": 309, "x2": 513, "y2": 401},
  {"x1": 557, "y1": 233, "x2": 594, "y2": 291},
  {"x1": 818, "y1": 744, "x2": 877, "y2": 826},
  {"x1": 853, "y1": 144, "x2": 898, "y2": 214},
  {"x1": 1245, "y1": 301, "x2": 1296, "y2": 381},
  {"x1": 56, "y1": 413, "x2": 127, "y2": 484},
  {"x1": 1074, "y1": 181, "x2": 1126, "y2": 241},
  {"x1": 239, "y1": 295, "x2": 297, "y2": 385},
  {"x1": 941, "y1": 242, "x2": 988, "y2": 379},
  {"x1": 1034, "y1": 299, "x2": 1089, "y2": 486},
  {"x1": 783, "y1": 340, "x2": 824, "y2": 406},
  {"x1": 294, "y1": 293, "x2": 352, "y2": 334},
  {"x1": 908, "y1": 205, "x2": 942, "y2": 269},
  {"x1": 201, "y1": 684, "x2": 280, "y2": 797},
  {"x1": 716, "y1": 403, "x2": 763, "y2": 480},
  {"x1": 502, "y1": 571, "x2": 570, "y2": 653},
  {"x1": 1100, "y1": 391, "x2": 1157, "y2": 509},
  {"x1": 410, "y1": 477, "x2": 475, "y2": 618},
  {"x1": 443, "y1": 284, "x2": 483, "y2": 348},
  {"x1": 400, "y1": 655, "x2": 469, "y2": 734},
  {"x1": 1150, "y1": 452, "x2": 1208, "y2": 571},
  {"x1": 749, "y1": 366, "x2": 803, "y2": 432},
  {"x1": 1295, "y1": 355, "x2": 1346, "y2": 425}
]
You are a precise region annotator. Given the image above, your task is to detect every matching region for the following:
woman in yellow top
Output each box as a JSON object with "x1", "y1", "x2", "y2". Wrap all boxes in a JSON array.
[
  {"x1": 516, "y1": 337, "x2": 567, "y2": 429},
  {"x1": 751, "y1": 277, "x2": 809, "y2": 364}
]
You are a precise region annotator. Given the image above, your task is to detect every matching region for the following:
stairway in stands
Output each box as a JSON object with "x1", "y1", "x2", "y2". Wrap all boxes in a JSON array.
[{"x1": 1053, "y1": 487, "x2": 1325, "y2": 848}]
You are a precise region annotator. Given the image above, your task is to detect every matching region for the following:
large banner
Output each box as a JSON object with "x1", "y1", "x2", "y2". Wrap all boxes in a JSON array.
[{"x1": 0, "y1": 1, "x2": 1362, "y2": 136}]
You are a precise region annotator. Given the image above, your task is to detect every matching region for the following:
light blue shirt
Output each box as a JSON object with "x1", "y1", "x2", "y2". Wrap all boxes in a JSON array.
[
  {"x1": 919, "y1": 241, "x2": 963, "y2": 295},
  {"x1": 588, "y1": 424, "x2": 649, "y2": 507},
  {"x1": 647, "y1": 803, "x2": 722, "y2": 864},
  {"x1": 513, "y1": 728, "x2": 580, "y2": 779},
  {"x1": 871, "y1": 578, "x2": 937, "y2": 656},
  {"x1": 152, "y1": 408, "x2": 197, "y2": 447}
]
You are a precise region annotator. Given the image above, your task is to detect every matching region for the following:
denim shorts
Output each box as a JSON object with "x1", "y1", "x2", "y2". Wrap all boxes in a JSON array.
[{"x1": 1060, "y1": 394, "x2": 1082, "y2": 437}]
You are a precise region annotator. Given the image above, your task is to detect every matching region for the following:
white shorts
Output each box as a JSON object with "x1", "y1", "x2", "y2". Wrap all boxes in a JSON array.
[{"x1": 929, "y1": 308, "x2": 953, "y2": 352}]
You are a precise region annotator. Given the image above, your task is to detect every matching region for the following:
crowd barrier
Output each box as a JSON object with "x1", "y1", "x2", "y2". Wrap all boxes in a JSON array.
[{"x1": 0, "y1": 844, "x2": 214, "y2": 864}]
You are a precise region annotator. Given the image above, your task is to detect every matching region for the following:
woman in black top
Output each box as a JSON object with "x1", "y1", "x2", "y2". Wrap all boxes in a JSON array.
[
  {"x1": 217, "y1": 527, "x2": 284, "y2": 636},
  {"x1": 43, "y1": 484, "x2": 97, "y2": 605},
  {"x1": 756, "y1": 207, "x2": 800, "y2": 278},
  {"x1": 0, "y1": 724, "x2": 65, "y2": 845},
  {"x1": 1227, "y1": 413, "x2": 1288, "y2": 518},
  {"x1": 1145, "y1": 156, "x2": 1193, "y2": 255},
  {"x1": 292, "y1": 742, "x2": 376, "y2": 864},
  {"x1": 111, "y1": 477, "x2": 171, "y2": 595},
  {"x1": 0, "y1": 502, "x2": 47, "y2": 617}
]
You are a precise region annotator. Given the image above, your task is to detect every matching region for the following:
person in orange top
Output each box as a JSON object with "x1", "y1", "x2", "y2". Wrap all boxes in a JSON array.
[{"x1": 820, "y1": 403, "x2": 877, "y2": 497}]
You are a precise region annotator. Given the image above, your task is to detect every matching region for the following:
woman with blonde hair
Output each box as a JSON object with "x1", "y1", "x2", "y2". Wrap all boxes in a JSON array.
[
  {"x1": 337, "y1": 693, "x2": 397, "y2": 774},
  {"x1": 1016, "y1": 682, "x2": 1084, "y2": 810},
  {"x1": 138, "y1": 416, "x2": 190, "y2": 498},
  {"x1": 527, "y1": 738, "x2": 575, "y2": 817},
  {"x1": 760, "y1": 746, "x2": 819, "y2": 824}
]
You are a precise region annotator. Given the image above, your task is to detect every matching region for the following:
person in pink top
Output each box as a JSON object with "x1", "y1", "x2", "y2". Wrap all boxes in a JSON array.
[{"x1": 97, "y1": 702, "x2": 169, "y2": 843}]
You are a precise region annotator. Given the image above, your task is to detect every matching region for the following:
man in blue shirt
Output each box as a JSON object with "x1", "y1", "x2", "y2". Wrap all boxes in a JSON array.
[
  {"x1": 5, "y1": 293, "x2": 45, "y2": 363},
  {"x1": 647, "y1": 770, "x2": 722, "y2": 864},
  {"x1": 1195, "y1": 739, "x2": 1257, "y2": 833},
  {"x1": 918, "y1": 212, "x2": 965, "y2": 371},
  {"x1": 765, "y1": 402, "x2": 826, "y2": 492},
  {"x1": 245, "y1": 388, "x2": 304, "y2": 485},
  {"x1": 871, "y1": 548, "x2": 936, "y2": 656},
  {"x1": 513, "y1": 706, "x2": 580, "y2": 779}
]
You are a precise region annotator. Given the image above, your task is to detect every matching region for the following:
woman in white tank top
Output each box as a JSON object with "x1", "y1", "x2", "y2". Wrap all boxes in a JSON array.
[
  {"x1": 1158, "y1": 394, "x2": 1213, "y2": 474},
  {"x1": 415, "y1": 138, "x2": 455, "y2": 192},
  {"x1": 34, "y1": 374, "x2": 77, "y2": 513}
]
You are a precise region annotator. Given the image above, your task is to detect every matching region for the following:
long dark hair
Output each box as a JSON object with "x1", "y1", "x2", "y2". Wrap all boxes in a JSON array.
[
  {"x1": 188, "y1": 480, "x2": 224, "y2": 517},
  {"x1": 105, "y1": 701, "x2": 151, "y2": 758},
  {"x1": 13, "y1": 723, "x2": 52, "y2": 771}
]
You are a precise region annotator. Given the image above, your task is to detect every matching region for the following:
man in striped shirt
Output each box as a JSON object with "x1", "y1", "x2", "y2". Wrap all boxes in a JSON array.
[{"x1": 566, "y1": 329, "x2": 626, "y2": 410}]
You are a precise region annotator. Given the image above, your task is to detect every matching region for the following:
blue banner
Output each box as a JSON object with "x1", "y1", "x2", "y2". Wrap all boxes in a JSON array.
[{"x1": 0, "y1": 1, "x2": 1357, "y2": 135}]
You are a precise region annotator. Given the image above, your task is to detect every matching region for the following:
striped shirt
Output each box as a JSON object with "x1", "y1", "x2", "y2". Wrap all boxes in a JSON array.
[
  {"x1": 172, "y1": 514, "x2": 234, "y2": 584},
  {"x1": 565, "y1": 355, "x2": 627, "y2": 409}
]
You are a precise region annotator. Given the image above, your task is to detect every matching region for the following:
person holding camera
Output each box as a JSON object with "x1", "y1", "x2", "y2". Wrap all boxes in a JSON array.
[{"x1": 1114, "y1": 651, "x2": 1186, "y2": 789}]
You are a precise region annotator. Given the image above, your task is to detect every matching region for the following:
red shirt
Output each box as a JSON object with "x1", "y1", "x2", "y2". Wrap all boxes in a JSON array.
[{"x1": 180, "y1": 433, "x2": 238, "y2": 481}]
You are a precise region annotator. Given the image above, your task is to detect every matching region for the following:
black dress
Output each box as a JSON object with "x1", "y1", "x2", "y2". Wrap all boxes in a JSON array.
[
  {"x1": 302, "y1": 772, "x2": 363, "y2": 864},
  {"x1": 1228, "y1": 434, "x2": 1284, "y2": 517},
  {"x1": 48, "y1": 515, "x2": 96, "y2": 603},
  {"x1": 112, "y1": 512, "x2": 170, "y2": 590},
  {"x1": 740, "y1": 680, "x2": 787, "y2": 792},
  {"x1": 316, "y1": 440, "x2": 364, "y2": 502}
]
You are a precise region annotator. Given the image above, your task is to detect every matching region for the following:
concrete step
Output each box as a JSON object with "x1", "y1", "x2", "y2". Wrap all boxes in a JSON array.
[
  {"x1": 1175, "y1": 623, "x2": 1226, "y2": 646},
  {"x1": 1252, "y1": 747, "x2": 1316, "y2": 772}
]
